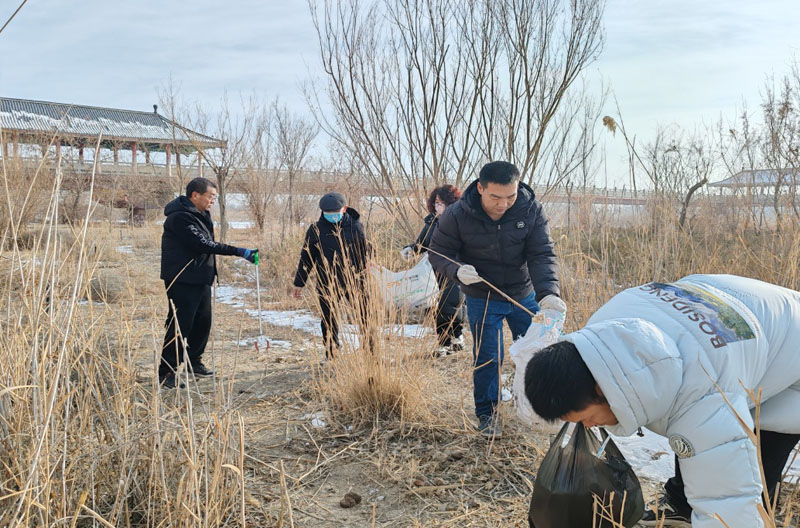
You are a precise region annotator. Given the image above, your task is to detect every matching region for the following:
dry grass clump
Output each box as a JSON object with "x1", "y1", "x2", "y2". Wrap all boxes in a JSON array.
[
  {"x1": 0, "y1": 162, "x2": 247, "y2": 526},
  {"x1": 311, "y1": 263, "x2": 445, "y2": 427}
]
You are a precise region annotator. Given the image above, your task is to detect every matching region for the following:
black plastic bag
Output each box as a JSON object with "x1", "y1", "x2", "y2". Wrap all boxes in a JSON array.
[{"x1": 529, "y1": 422, "x2": 644, "y2": 528}]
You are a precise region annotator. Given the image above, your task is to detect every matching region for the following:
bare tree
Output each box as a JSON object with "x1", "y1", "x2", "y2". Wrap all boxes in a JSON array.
[
  {"x1": 274, "y1": 102, "x2": 318, "y2": 229},
  {"x1": 604, "y1": 118, "x2": 714, "y2": 230},
  {"x1": 184, "y1": 95, "x2": 260, "y2": 242},
  {"x1": 307, "y1": 0, "x2": 605, "y2": 230},
  {"x1": 716, "y1": 107, "x2": 767, "y2": 231},
  {"x1": 760, "y1": 72, "x2": 800, "y2": 230},
  {"x1": 716, "y1": 63, "x2": 800, "y2": 232},
  {"x1": 241, "y1": 104, "x2": 279, "y2": 234}
]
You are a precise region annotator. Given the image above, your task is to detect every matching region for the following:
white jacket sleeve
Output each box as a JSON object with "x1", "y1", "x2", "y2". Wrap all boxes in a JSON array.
[{"x1": 668, "y1": 392, "x2": 763, "y2": 528}]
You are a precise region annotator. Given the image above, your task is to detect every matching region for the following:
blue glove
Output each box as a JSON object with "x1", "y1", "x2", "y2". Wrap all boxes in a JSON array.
[{"x1": 236, "y1": 247, "x2": 258, "y2": 264}]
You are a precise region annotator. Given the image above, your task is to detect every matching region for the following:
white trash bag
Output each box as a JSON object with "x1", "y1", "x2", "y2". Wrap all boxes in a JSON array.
[
  {"x1": 370, "y1": 253, "x2": 439, "y2": 319},
  {"x1": 509, "y1": 309, "x2": 566, "y2": 425}
]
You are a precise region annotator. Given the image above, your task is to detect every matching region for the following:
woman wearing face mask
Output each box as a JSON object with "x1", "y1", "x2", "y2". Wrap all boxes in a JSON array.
[
  {"x1": 401, "y1": 184, "x2": 465, "y2": 356},
  {"x1": 293, "y1": 192, "x2": 372, "y2": 358}
]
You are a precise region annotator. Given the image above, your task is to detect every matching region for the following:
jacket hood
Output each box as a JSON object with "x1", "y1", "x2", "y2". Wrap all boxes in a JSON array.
[
  {"x1": 164, "y1": 195, "x2": 200, "y2": 217},
  {"x1": 460, "y1": 179, "x2": 536, "y2": 223},
  {"x1": 564, "y1": 318, "x2": 683, "y2": 436}
]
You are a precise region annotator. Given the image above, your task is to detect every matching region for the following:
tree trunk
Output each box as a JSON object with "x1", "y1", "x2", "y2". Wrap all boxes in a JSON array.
[
  {"x1": 678, "y1": 177, "x2": 708, "y2": 229},
  {"x1": 217, "y1": 169, "x2": 228, "y2": 242},
  {"x1": 288, "y1": 170, "x2": 294, "y2": 224}
]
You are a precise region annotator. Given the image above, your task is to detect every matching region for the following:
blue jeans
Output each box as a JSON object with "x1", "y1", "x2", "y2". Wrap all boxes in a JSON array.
[{"x1": 465, "y1": 292, "x2": 539, "y2": 418}]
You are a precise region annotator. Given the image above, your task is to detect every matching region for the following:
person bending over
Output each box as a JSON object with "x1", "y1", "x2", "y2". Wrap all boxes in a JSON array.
[{"x1": 525, "y1": 274, "x2": 800, "y2": 528}]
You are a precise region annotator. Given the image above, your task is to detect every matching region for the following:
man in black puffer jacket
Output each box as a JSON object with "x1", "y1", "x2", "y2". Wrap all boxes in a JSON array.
[
  {"x1": 159, "y1": 177, "x2": 257, "y2": 388},
  {"x1": 429, "y1": 161, "x2": 566, "y2": 437},
  {"x1": 293, "y1": 192, "x2": 371, "y2": 358}
]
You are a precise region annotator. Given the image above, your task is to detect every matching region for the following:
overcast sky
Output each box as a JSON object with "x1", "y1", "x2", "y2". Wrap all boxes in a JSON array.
[{"x1": 2, "y1": 0, "x2": 800, "y2": 184}]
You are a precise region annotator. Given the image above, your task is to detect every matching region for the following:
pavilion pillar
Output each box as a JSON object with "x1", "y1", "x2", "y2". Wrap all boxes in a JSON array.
[
  {"x1": 113, "y1": 145, "x2": 119, "y2": 165},
  {"x1": 145, "y1": 146, "x2": 150, "y2": 164},
  {"x1": 78, "y1": 143, "x2": 84, "y2": 163},
  {"x1": 166, "y1": 144, "x2": 173, "y2": 182},
  {"x1": 176, "y1": 149, "x2": 181, "y2": 172},
  {"x1": 198, "y1": 151, "x2": 203, "y2": 177},
  {"x1": 12, "y1": 133, "x2": 19, "y2": 158},
  {"x1": 55, "y1": 138, "x2": 61, "y2": 158},
  {"x1": 131, "y1": 141, "x2": 138, "y2": 174},
  {"x1": 2, "y1": 136, "x2": 8, "y2": 160}
]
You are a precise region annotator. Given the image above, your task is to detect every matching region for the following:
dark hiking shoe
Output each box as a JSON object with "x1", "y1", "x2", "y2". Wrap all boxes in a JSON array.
[
  {"x1": 159, "y1": 374, "x2": 185, "y2": 389},
  {"x1": 190, "y1": 362, "x2": 215, "y2": 378},
  {"x1": 477, "y1": 415, "x2": 502, "y2": 438},
  {"x1": 450, "y1": 335, "x2": 465, "y2": 352},
  {"x1": 640, "y1": 495, "x2": 692, "y2": 527}
]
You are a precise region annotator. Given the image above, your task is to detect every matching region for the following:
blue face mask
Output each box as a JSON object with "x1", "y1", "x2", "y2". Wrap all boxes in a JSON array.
[{"x1": 323, "y1": 212, "x2": 344, "y2": 223}]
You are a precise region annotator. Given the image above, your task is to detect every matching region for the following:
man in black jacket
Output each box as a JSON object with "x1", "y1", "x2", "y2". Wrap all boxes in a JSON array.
[
  {"x1": 160, "y1": 177, "x2": 257, "y2": 388},
  {"x1": 429, "y1": 161, "x2": 566, "y2": 437},
  {"x1": 292, "y1": 192, "x2": 371, "y2": 358}
]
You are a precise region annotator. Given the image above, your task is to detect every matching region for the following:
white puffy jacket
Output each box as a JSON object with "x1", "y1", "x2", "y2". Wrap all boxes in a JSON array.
[{"x1": 564, "y1": 274, "x2": 800, "y2": 528}]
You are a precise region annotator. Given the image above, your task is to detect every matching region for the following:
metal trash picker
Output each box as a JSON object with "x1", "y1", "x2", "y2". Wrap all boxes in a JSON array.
[{"x1": 254, "y1": 250, "x2": 270, "y2": 352}]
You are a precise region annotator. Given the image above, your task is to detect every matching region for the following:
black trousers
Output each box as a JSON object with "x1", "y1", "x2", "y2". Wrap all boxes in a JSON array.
[
  {"x1": 317, "y1": 283, "x2": 373, "y2": 358},
  {"x1": 665, "y1": 430, "x2": 800, "y2": 511},
  {"x1": 160, "y1": 282, "x2": 212, "y2": 377},
  {"x1": 434, "y1": 274, "x2": 464, "y2": 346}
]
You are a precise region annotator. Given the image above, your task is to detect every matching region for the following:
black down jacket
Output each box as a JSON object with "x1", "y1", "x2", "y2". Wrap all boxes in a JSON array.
[
  {"x1": 293, "y1": 208, "x2": 370, "y2": 290},
  {"x1": 160, "y1": 196, "x2": 239, "y2": 286},
  {"x1": 407, "y1": 213, "x2": 438, "y2": 253},
  {"x1": 428, "y1": 180, "x2": 559, "y2": 302}
]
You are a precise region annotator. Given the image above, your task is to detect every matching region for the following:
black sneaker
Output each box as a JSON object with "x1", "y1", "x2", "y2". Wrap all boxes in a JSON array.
[
  {"x1": 477, "y1": 415, "x2": 502, "y2": 438},
  {"x1": 190, "y1": 362, "x2": 215, "y2": 378},
  {"x1": 159, "y1": 374, "x2": 185, "y2": 389},
  {"x1": 640, "y1": 495, "x2": 692, "y2": 527},
  {"x1": 449, "y1": 335, "x2": 465, "y2": 352}
]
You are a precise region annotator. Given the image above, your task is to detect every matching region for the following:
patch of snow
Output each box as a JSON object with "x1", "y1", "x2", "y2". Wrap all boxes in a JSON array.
[
  {"x1": 612, "y1": 429, "x2": 800, "y2": 483},
  {"x1": 786, "y1": 453, "x2": 800, "y2": 479},
  {"x1": 229, "y1": 221, "x2": 254, "y2": 229},
  {"x1": 214, "y1": 286, "x2": 434, "y2": 344},
  {"x1": 245, "y1": 309, "x2": 322, "y2": 335},
  {"x1": 215, "y1": 286, "x2": 248, "y2": 308},
  {"x1": 387, "y1": 324, "x2": 433, "y2": 337},
  {"x1": 269, "y1": 339, "x2": 291, "y2": 348},
  {"x1": 501, "y1": 388, "x2": 512, "y2": 402},
  {"x1": 611, "y1": 430, "x2": 676, "y2": 483},
  {"x1": 115, "y1": 245, "x2": 134, "y2": 254}
]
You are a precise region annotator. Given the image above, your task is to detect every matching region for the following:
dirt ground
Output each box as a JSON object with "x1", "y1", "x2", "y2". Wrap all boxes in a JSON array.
[
  {"x1": 85, "y1": 222, "x2": 800, "y2": 528},
  {"x1": 88, "y1": 223, "x2": 679, "y2": 528}
]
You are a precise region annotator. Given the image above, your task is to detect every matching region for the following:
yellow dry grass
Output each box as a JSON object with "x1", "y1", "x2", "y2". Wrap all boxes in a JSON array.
[{"x1": 0, "y1": 157, "x2": 798, "y2": 526}]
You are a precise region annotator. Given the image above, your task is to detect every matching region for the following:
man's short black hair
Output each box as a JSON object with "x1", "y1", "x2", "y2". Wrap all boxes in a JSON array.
[
  {"x1": 478, "y1": 161, "x2": 520, "y2": 187},
  {"x1": 186, "y1": 177, "x2": 217, "y2": 197},
  {"x1": 524, "y1": 340, "x2": 603, "y2": 422}
]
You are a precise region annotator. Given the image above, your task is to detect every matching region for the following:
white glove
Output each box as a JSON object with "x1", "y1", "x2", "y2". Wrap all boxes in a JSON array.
[
  {"x1": 456, "y1": 264, "x2": 482, "y2": 285},
  {"x1": 538, "y1": 294, "x2": 567, "y2": 314},
  {"x1": 400, "y1": 247, "x2": 414, "y2": 261}
]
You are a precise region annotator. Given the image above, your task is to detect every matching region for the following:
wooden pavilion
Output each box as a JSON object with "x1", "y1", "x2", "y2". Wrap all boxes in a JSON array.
[{"x1": 0, "y1": 96, "x2": 225, "y2": 176}]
